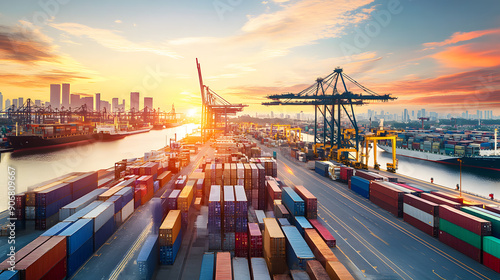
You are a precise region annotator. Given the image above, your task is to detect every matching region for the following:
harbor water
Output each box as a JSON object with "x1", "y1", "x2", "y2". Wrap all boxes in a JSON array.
[{"x1": 0, "y1": 124, "x2": 198, "y2": 212}]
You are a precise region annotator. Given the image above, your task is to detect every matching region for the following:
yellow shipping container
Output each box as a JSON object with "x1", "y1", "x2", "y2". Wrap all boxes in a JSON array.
[
  {"x1": 98, "y1": 185, "x2": 125, "y2": 201},
  {"x1": 189, "y1": 171, "x2": 205, "y2": 180},
  {"x1": 178, "y1": 185, "x2": 194, "y2": 212},
  {"x1": 159, "y1": 210, "x2": 181, "y2": 246},
  {"x1": 326, "y1": 261, "x2": 355, "y2": 280},
  {"x1": 263, "y1": 218, "x2": 285, "y2": 258}
]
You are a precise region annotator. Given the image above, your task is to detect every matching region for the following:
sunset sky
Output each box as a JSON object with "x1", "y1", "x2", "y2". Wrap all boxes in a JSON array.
[{"x1": 1, "y1": 0, "x2": 499, "y2": 116}]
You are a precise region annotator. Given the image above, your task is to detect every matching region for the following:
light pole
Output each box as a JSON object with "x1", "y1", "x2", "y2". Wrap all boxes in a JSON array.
[{"x1": 458, "y1": 159, "x2": 462, "y2": 197}]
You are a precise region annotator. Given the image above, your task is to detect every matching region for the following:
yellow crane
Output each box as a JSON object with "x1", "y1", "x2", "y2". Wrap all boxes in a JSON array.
[{"x1": 362, "y1": 134, "x2": 398, "y2": 172}]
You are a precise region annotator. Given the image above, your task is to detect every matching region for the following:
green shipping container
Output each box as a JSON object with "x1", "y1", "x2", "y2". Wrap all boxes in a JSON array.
[
  {"x1": 439, "y1": 219, "x2": 482, "y2": 249},
  {"x1": 461, "y1": 207, "x2": 500, "y2": 238},
  {"x1": 483, "y1": 236, "x2": 500, "y2": 259}
]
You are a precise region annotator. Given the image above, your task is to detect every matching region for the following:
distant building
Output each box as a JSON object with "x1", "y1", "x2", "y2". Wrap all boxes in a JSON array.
[
  {"x1": 13, "y1": 99, "x2": 18, "y2": 109},
  {"x1": 100, "y1": 101, "x2": 111, "y2": 112},
  {"x1": 130, "y1": 92, "x2": 140, "y2": 111},
  {"x1": 61, "y1": 83, "x2": 70, "y2": 108},
  {"x1": 112, "y1": 98, "x2": 119, "y2": 112},
  {"x1": 35, "y1": 100, "x2": 41, "y2": 106},
  {"x1": 18, "y1": 97, "x2": 23, "y2": 108},
  {"x1": 5, "y1": 99, "x2": 10, "y2": 110},
  {"x1": 70, "y1": 94, "x2": 80, "y2": 108},
  {"x1": 144, "y1": 97, "x2": 153, "y2": 110},
  {"x1": 82, "y1": 96, "x2": 93, "y2": 111},
  {"x1": 50, "y1": 84, "x2": 61, "y2": 109},
  {"x1": 96, "y1": 93, "x2": 101, "y2": 112}
]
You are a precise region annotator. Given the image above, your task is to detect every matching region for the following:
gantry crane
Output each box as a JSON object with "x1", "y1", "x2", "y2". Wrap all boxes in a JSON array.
[
  {"x1": 418, "y1": 117, "x2": 429, "y2": 130},
  {"x1": 263, "y1": 67, "x2": 396, "y2": 164},
  {"x1": 361, "y1": 133, "x2": 398, "y2": 172},
  {"x1": 196, "y1": 58, "x2": 247, "y2": 142}
]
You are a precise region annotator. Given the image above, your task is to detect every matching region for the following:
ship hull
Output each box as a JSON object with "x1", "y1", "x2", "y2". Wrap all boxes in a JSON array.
[
  {"x1": 378, "y1": 144, "x2": 500, "y2": 171},
  {"x1": 7, "y1": 134, "x2": 96, "y2": 151}
]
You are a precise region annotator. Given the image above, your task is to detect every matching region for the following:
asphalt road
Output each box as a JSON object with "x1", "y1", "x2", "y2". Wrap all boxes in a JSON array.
[{"x1": 270, "y1": 145, "x2": 499, "y2": 280}]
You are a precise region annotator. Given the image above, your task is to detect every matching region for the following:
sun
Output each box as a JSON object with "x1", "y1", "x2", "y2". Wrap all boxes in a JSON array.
[{"x1": 187, "y1": 108, "x2": 197, "y2": 117}]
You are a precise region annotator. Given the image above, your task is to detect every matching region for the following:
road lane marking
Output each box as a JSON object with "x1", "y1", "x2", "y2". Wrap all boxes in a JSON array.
[
  {"x1": 353, "y1": 216, "x2": 389, "y2": 246},
  {"x1": 433, "y1": 269, "x2": 446, "y2": 280}
]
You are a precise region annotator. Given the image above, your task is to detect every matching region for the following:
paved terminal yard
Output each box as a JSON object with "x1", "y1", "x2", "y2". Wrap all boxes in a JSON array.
[{"x1": 1, "y1": 141, "x2": 500, "y2": 280}]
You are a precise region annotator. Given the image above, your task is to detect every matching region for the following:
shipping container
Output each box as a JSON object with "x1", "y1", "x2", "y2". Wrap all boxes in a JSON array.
[
  {"x1": 160, "y1": 210, "x2": 181, "y2": 246},
  {"x1": 263, "y1": 218, "x2": 286, "y2": 260},
  {"x1": 354, "y1": 170, "x2": 387, "y2": 181},
  {"x1": 282, "y1": 187, "x2": 305, "y2": 216},
  {"x1": 82, "y1": 201, "x2": 115, "y2": 232},
  {"x1": 59, "y1": 188, "x2": 107, "y2": 221},
  {"x1": 439, "y1": 205, "x2": 491, "y2": 236},
  {"x1": 249, "y1": 223, "x2": 263, "y2": 257},
  {"x1": 168, "y1": 189, "x2": 181, "y2": 211},
  {"x1": 199, "y1": 252, "x2": 215, "y2": 280},
  {"x1": 294, "y1": 216, "x2": 313, "y2": 236},
  {"x1": 41, "y1": 221, "x2": 73, "y2": 236},
  {"x1": 325, "y1": 261, "x2": 355, "y2": 280},
  {"x1": 232, "y1": 257, "x2": 251, "y2": 280},
  {"x1": 15, "y1": 236, "x2": 66, "y2": 280},
  {"x1": 159, "y1": 228, "x2": 182, "y2": 265},
  {"x1": 224, "y1": 185, "x2": 235, "y2": 233},
  {"x1": 250, "y1": 258, "x2": 271, "y2": 280},
  {"x1": 439, "y1": 230, "x2": 482, "y2": 262},
  {"x1": 294, "y1": 185, "x2": 317, "y2": 219},
  {"x1": 57, "y1": 218, "x2": 93, "y2": 255},
  {"x1": 290, "y1": 270, "x2": 310, "y2": 280},
  {"x1": 430, "y1": 191, "x2": 464, "y2": 204},
  {"x1": 420, "y1": 193, "x2": 461, "y2": 209},
  {"x1": 0, "y1": 236, "x2": 51, "y2": 270},
  {"x1": 349, "y1": 176, "x2": 370, "y2": 199},
  {"x1": 67, "y1": 236, "x2": 93, "y2": 277},
  {"x1": 94, "y1": 216, "x2": 115, "y2": 251},
  {"x1": 308, "y1": 219, "x2": 336, "y2": 247},
  {"x1": 282, "y1": 226, "x2": 315, "y2": 269},
  {"x1": 215, "y1": 252, "x2": 232, "y2": 280},
  {"x1": 304, "y1": 229, "x2": 338, "y2": 266},
  {"x1": 278, "y1": 218, "x2": 291, "y2": 227},
  {"x1": 40, "y1": 256, "x2": 66, "y2": 280},
  {"x1": 0, "y1": 270, "x2": 20, "y2": 280},
  {"x1": 138, "y1": 234, "x2": 159, "y2": 280},
  {"x1": 306, "y1": 260, "x2": 330, "y2": 280},
  {"x1": 461, "y1": 206, "x2": 500, "y2": 238}
]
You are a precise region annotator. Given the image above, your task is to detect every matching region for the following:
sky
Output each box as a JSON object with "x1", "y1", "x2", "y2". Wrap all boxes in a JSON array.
[{"x1": 0, "y1": 0, "x2": 499, "y2": 117}]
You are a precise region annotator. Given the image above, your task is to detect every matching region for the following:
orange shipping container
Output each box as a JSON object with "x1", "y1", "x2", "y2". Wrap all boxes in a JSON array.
[
  {"x1": 159, "y1": 210, "x2": 181, "y2": 246},
  {"x1": 215, "y1": 252, "x2": 232, "y2": 280},
  {"x1": 178, "y1": 185, "x2": 194, "y2": 212},
  {"x1": 16, "y1": 236, "x2": 67, "y2": 280},
  {"x1": 304, "y1": 229, "x2": 338, "y2": 266},
  {"x1": 263, "y1": 218, "x2": 285, "y2": 258},
  {"x1": 306, "y1": 260, "x2": 330, "y2": 280},
  {"x1": 157, "y1": 171, "x2": 172, "y2": 187},
  {"x1": 325, "y1": 261, "x2": 355, "y2": 280},
  {"x1": 98, "y1": 185, "x2": 125, "y2": 201}
]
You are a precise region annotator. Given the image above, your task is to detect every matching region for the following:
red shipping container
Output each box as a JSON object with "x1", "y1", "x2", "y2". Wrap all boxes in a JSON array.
[
  {"x1": 420, "y1": 193, "x2": 461, "y2": 209},
  {"x1": 248, "y1": 223, "x2": 263, "y2": 257},
  {"x1": 403, "y1": 194, "x2": 438, "y2": 215},
  {"x1": 439, "y1": 205, "x2": 491, "y2": 236},
  {"x1": 137, "y1": 175, "x2": 154, "y2": 190},
  {"x1": 16, "y1": 236, "x2": 66, "y2": 280},
  {"x1": 142, "y1": 186, "x2": 154, "y2": 205},
  {"x1": 235, "y1": 232, "x2": 248, "y2": 257},
  {"x1": 403, "y1": 213, "x2": 438, "y2": 237},
  {"x1": 370, "y1": 195, "x2": 401, "y2": 217},
  {"x1": 295, "y1": 185, "x2": 317, "y2": 219},
  {"x1": 308, "y1": 219, "x2": 336, "y2": 247},
  {"x1": 306, "y1": 260, "x2": 330, "y2": 280},
  {"x1": 215, "y1": 252, "x2": 232, "y2": 280},
  {"x1": 0, "y1": 236, "x2": 51, "y2": 270},
  {"x1": 40, "y1": 257, "x2": 66, "y2": 280},
  {"x1": 340, "y1": 166, "x2": 354, "y2": 182},
  {"x1": 430, "y1": 191, "x2": 464, "y2": 204},
  {"x1": 485, "y1": 204, "x2": 500, "y2": 215},
  {"x1": 370, "y1": 189, "x2": 400, "y2": 208},
  {"x1": 370, "y1": 181, "x2": 404, "y2": 201},
  {"x1": 439, "y1": 230, "x2": 481, "y2": 263},
  {"x1": 483, "y1": 251, "x2": 500, "y2": 273},
  {"x1": 355, "y1": 170, "x2": 386, "y2": 181}
]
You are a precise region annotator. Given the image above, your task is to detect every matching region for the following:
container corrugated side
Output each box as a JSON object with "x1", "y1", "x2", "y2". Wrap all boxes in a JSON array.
[
  {"x1": 232, "y1": 257, "x2": 251, "y2": 280},
  {"x1": 250, "y1": 258, "x2": 271, "y2": 280},
  {"x1": 137, "y1": 234, "x2": 158, "y2": 280},
  {"x1": 282, "y1": 187, "x2": 305, "y2": 216},
  {"x1": 57, "y1": 218, "x2": 94, "y2": 255},
  {"x1": 439, "y1": 205, "x2": 491, "y2": 236},
  {"x1": 439, "y1": 218, "x2": 482, "y2": 248},
  {"x1": 215, "y1": 252, "x2": 232, "y2": 280},
  {"x1": 483, "y1": 236, "x2": 500, "y2": 259},
  {"x1": 94, "y1": 216, "x2": 115, "y2": 251},
  {"x1": 325, "y1": 261, "x2": 355, "y2": 280},
  {"x1": 306, "y1": 260, "x2": 330, "y2": 280},
  {"x1": 308, "y1": 219, "x2": 336, "y2": 247},
  {"x1": 403, "y1": 194, "x2": 438, "y2": 216},
  {"x1": 67, "y1": 236, "x2": 93, "y2": 277},
  {"x1": 159, "y1": 210, "x2": 181, "y2": 246},
  {"x1": 15, "y1": 236, "x2": 66, "y2": 280},
  {"x1": 82, "y1": 201, "x2": 115, "y2": 232},
  {"x1": 281, "y1": 226, "x2": 315, "y2": 270},
  {"x1": 461, "y1": 206, "x2": 500, "y2": 238},
  {"x1": 304, "y1": 228, "x2": 338, "y2": 266},
  {"x1": 294, "y1": 185, "x2": 317, "y2": 219},
  {"x1": 59, "y1": 188, "x2": 107, "y2": 221},
  {"x1": 121, "y1": 199, "x2": 134, "y2": 223},
  {"x1": 263, "y1": 218, "x2": 285, "y2": 258},
  {"x1": 0, "y1": 236, "x2": 51, "y2": 270},
  {"x1": 438, "y1": 230, "x2": 481, "y2": 262},
  {"x1": 199, "y1": 252, "x2": 215, "y2": 280},
  {"x1": 63, "y1": 201, "x2": 103, "y2": 223},
  {"x1": 403, "y1": 203, "x2": 435, "y2": 226}
]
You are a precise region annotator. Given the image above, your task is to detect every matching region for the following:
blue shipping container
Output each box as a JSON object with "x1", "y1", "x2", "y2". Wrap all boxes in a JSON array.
[
  {"x1": 151, "y1": 198, "x2": 163, "y2": 233},
  {"x1": 0, "y1": 270, "x2": 20, "y2": 280},
  {"x1": 350, "y1": 176, "x2": 370, "y2": 199},
  {"x1": 281, "y1": 226, "x2": 315, "y2": 270},
  {"x1": 108, "y1": 195, "x2": 124, "y2": 214},
  {"x1": 294, "y1": 216, "x2": 313, "y2": 236},
  {"x1": 278, "y1": 218, "x2": 290, "y2": 227},
  {"x1": 59, "y1": 188, "x2": 107, "y2": 221},
  {"x1": 282, "y1": 187, "x2": 305, "y2": 216},
  {"x1": 41, "y1": 221, "x2": 73, "y2": 236},
  {"x1": 159, "y1": 228, "x2": 182, "y2": 265},
  {"x1": 138, "y1": 234, "x2": 159, "y2": 280},
  {"x1": 115, "y1": 187, "x2": 134, "y2": 208},
  {"x1": 250, "y1": 258, "x2": 271, "y2": 280},
  {"x1": 36, "y1": 194, "x2": 73, "y2": 219},
  {"x1": 94, "y1": 217, "x2": 115, "y2": 251},
  {"x1": 58, "y1": 218, "x2": 94, "y2": 255},
  {"x1": 199, "y1": 252, "x2": 215, "y2": 280},
  {"x1": 67, "y1": 236, "x2": 93, "y2": 277},
  {"x1": 72, "y1": 182, "x2": 98, "y2": 202},
  {"x1": 232, "y1": 257, "x2": 251, "y2": 280},
  {"x1": 64, "y1": 171, "x2": 98, "y2": 191},
  {"x1": 64, "y1": 201, "x2": 104, "y2": 223},
  {"x1": 36, "y1": 182, "x2": 72, "y2": 206}
]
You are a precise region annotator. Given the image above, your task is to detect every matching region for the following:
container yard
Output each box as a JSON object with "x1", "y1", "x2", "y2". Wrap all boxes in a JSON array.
[{"x1": 1, "y1": 128, "x2": 500, "y2": 280}]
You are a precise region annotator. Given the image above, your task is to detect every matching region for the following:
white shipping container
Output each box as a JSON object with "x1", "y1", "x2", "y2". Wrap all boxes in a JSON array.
[
  {"x1": 82, "y1": 201, "x2": 115, "y2": 232},
  {"x1": 403, "y1": 203, "x2": 435, "y2": 226},
  {"x1": 121, "y1": 199, "x2": 134, "y2": 222},
  {"x1": 233, "y1": 257, "x2": 251, "y2": 280},
  {"x1": 59, "y1": 188, "x2": 108, "y2": 221},
  {"x1": 237, "y1": 163, "x2": 245, "y2": 179},
  {"x1": 250, "y1": 258, "x2": 271, "y2": 280}
]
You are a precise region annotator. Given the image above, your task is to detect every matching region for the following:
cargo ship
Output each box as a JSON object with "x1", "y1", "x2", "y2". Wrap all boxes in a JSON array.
[
  {"x1": 6, "y1": 123, "x2": 96, "y2": 151},
  {"x1": 378, "y1": 129, "x2": 500, "y2": 171},
  {"x1": 93, "y1": 124, "x2": 152, "y2": 141}
]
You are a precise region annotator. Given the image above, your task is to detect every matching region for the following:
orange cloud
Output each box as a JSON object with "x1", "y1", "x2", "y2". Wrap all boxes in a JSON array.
[
  {"x1": 432, "y1": 44, "x2": 500, "y2": 69},
  {"x1": 423, "y1": 28, "x2": 500, "y2": 47},
  {"x1": 0, "y1": 71, "x2": 91, "y2": 88},
  {"x1": 0, "y1": 25, "x2": 58, "y2": 63}
]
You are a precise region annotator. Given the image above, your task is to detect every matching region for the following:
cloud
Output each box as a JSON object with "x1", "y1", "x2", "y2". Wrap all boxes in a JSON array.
[
  {"x1": 49, "y1": 22, "x2": 182, "y2": 59},
  {"x1": 114, "y1": 20, "x2": 122, "y2": 24},
  {"x1": 0, "y1": 24, "x2": 58, "y2": 63},
  {"x1": 432, "y1": 43, "x2": 500, "y2": 69},
  {"x1": 0, "y1": 70, "x2": 92, "y2": 88},
  {"x1": 423, "y1": 28, "x2": 500, "y2": 48}
]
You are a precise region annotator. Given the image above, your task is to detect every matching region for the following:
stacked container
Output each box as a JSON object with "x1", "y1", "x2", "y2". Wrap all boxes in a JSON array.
[
  {"x1": 461, "y1": 206, "x2": 500, "y2": 238},
  {"x1": 266, "y1": 179, "x2": 282, "y2": 211},
  {"x1": 215, "y1": 164, "x2": 223, "y2": 186},
  {"x1": 178, "y1": 181, "x2": 194, "y2": 229},
  {"x1": 282, "y1": 187, "x2": 305, "y2": 217},
  {"x1": 232, "y1": 257, "x2": 251, "y2": 280},
  {"x1": 308, "y1": 219, "x2": 336, "y2": 247},
  {"x1": 57, "y1": 218, "x2": 94, "y2": 277},
  {"x1": 294, "y1": 185, "x2": 317, "y2": 219},
  {"x1": 159, "y1": 210, "x2": 182, "y2": 265},
  {"x1": 349, "y1": 176, "x2": 370, "y2": 199},
  {"x1": 248, "y1": 223, "x2": 263, "y2": 257},
  {"x1": 315, "y1": 161, "x2": 329, "y2": 177},
  {"x1": 35, "y1": 182, "x2": 73, "y2": 230},
  {"x1": 339, "y1": 166, "x2": 354, "y2": 183},
  {"x1": 263, "y1": 218, "x2": 287, "y2": 274},
  {"x1": 438, "y1": 205, "x2": 492, "y2": 262},
  {"x1": 420, "y1": 193, "x2": 462, "y2": 209},
  {"x1": 167, "y1": 189, "x2": 181, "y2": 212},
  {"x1": 306, "y1": 260, "x2": 330, "y2": 280},
  {"x1": 59, "y1": 188, "x2": 107, "y2": 221},
  {"x1": 281, "y1": 226, "x2": 315, "y2": 269},
  {"x1": 483, "y1": 236, "x2": 500, "y2": 272},
  {"x1": 82, "y1": 201, "x2": 115, "y2": 251},
  {"x1": 355, "y1": 170, "x2": 387, "y2": 181},
  {"x1": 257, "y1": 164, "x2": 266, "y2": 210},
  {"x1": 235, "y1": 185, "x2": 249, "y2": 257},
  {"x1": 403, "y1": 194, "x2": 439, "y2": 237},
  {"x1": 222, "y1": 186, "x2": 235, "y2": 251},
  {"x1": 215, "y1": 252, "x2": 232, "y2": 280},
  {"x1": 138, "y1": 234, "x2": 159, "y2": 280},
  {"x1": 114, "y1": 186, "x2": 134, "y2": 225},
  {"x1": 369, "y1": 181, "x2": 404, "y2": 217},
  {"x1": 209, "y1": 185, "x2": 222, "y2": 250},
  {"x1": 294, "y1": 216, "x2": 313, "y2": 236}
]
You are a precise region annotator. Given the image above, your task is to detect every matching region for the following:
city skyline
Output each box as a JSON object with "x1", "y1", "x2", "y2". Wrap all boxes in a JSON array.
[{"x1": 0, "y1": 1, "x2": 499, "y2": 116}]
